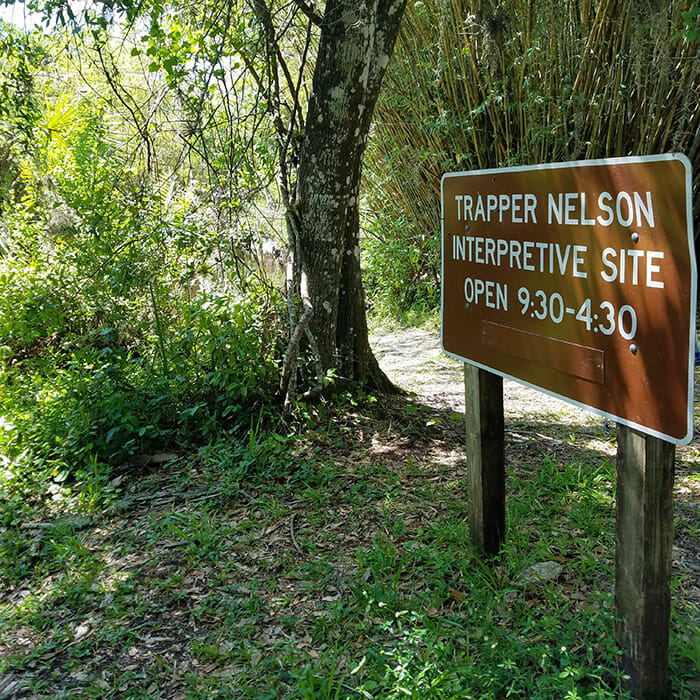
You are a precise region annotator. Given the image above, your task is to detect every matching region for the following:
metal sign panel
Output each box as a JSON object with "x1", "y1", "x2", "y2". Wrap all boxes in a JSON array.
[{"x1": 441, "y1": 154, "x2": 696, "y2": 444}]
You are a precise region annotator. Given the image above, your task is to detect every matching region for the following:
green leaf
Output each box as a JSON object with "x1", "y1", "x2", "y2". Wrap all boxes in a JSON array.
[{"x1": 163, "y1": 57, "x2": 178, "y2": 73}]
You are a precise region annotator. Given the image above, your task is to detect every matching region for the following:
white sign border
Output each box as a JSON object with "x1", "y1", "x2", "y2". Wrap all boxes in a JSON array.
[{"x1": 440, "y1": 153, "x2": 697, "y2": 446}]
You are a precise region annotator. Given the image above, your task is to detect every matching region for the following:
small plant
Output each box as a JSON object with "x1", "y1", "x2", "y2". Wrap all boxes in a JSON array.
[{"x1": 362, "y1": 214, "x2": 440, "y2": 321}]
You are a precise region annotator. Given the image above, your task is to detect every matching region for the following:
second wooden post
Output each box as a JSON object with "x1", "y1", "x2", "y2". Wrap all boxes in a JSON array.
[
  {"x1": 615, "y1": 424, "x2": 675, "y2": 699},
  {"x1": 464, "y1": 363, "x2": 505, "y2": 557}
]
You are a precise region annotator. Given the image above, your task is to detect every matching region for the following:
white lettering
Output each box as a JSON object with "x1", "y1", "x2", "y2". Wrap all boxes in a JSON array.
[
  {"x1": 510, "y1": 240, "x2": 522, "y2": 269},
  {"x1": 497, "y1": 238, "x2": 508, "y2": 266},
  {"x1": 512, "y1": 194, "x2": 523, "y2": 223},
  {"x1": 485, "y1": 280, "x2": 495, "y2": 308},
  {"x1": 646, "y1": 251, "x2": 664, "y2": 288},
  {"x1": 616, "y1": 192, "x2": 634, "y2": 227},
  {"x1": 497, "y1": 283, "x2": 508, "y2": 310},
  {"x1": 634, "y1": 191, "x2": 655, "y2": 228},
  {"x1": 487, "y1": 194, "x2": 498, "y2": 220},
  {"x1": 627, "y1": 249, "x2": 644, "y2": 285},
  {"x1": 485, "y1": 237, "x2": 496, "y2": 266},
  {"x1": 548, "y1": 193, "x2": 563, "y2": 225},
  {"x1": 572, "y1": 245, "x2": 588, "y2": 278},
  {"x1": 475, "y1": 237, "x2": 484, "y2": 264},
  {"x1": 459, "y1": 193, "x2": 539, "y2": 224},
  {"x1": 601, "y1": 247, "x2": 617, "y2": 282},
  {"x1": 454, "y1": 235, "x2": 466, "y2": 260},
  {"x1": 525, "y1": 194, "x2": 538, "y2": 224},
  {"x1": 464, "y1": 195, "x2": 473, "y2": 221},
  {"x1": 619, "y1": 248, "x2": 626, "y2": 283},
  {"x1": 547, "y1": 190, "x2": 651, "y2": 228},
  {"x1": 580, "y1": 192, "x2": 595, "y2": 225},
  {"x1": 464, "y1": 276, "x2": 474, "y2": 302},
  {"x1": 555, "y1": 244, "x2": 571, "y2": 275},
  {"x1": 464, "y1": 276, "x2": 508, "y2": 309},
  {"x1": 597, "y1": 192, "x2": 614, "y2": 226},
  {"x1": 600, "y1": 248, "x2": 665, "y2": 286},
  {"x1": 565, "y1": 192, "x2": 578, "y2": 225},
  {"x1": 499, "y1": 194, "x2": 509, "y2": 223}
]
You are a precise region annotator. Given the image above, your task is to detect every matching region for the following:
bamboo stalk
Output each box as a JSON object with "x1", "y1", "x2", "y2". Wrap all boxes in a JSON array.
[{"x1": 365, "y1": 0, "x2": 700, "y2": 256}]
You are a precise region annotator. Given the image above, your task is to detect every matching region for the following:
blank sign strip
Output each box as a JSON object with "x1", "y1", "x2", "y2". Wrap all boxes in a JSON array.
[{"x1": 481, "y1": 321, "x2": 605, "y2": 384}]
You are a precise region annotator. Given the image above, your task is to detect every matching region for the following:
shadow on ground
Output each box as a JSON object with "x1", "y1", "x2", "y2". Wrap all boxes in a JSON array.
[{"x1": 0, "y1": 328, "x2": 697, "y2": 698}]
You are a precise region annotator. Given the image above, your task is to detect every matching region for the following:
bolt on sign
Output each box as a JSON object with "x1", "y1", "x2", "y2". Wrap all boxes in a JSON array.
[{"x1": 441, "y1": 154, "x2": 696, "y2": 444}]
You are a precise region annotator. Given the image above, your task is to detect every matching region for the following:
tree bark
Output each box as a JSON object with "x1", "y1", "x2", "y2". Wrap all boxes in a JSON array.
[{"x1": 295, "y1": 0, "x2": 406, "y2": 390}]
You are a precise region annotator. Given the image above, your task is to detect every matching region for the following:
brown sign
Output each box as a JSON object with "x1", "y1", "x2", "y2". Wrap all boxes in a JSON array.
[{"x1": 441, "y1": 154, "x2": 696, "y2": 444}]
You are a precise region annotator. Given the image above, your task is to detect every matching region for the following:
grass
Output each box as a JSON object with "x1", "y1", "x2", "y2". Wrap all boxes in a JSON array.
[{"x1": 0, "y1": 393, "x2": 699, "y2": 699}]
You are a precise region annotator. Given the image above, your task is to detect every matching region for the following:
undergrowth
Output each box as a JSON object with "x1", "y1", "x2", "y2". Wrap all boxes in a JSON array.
[{"x1": 1, "y1": 395, "x2": 698, "y2": 699}]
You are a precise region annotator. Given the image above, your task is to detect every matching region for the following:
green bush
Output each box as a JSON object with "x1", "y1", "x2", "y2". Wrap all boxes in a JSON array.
[
  {"x1": 362, "y1": 214, "x2": 440, "y2": 319},
  {"x1": 0, "y1": 26, "x2": 291, "y2": 499},
  {"x1": 0, "y1": 287, "x2": 282, "y2": 478},
  {"x1": 0, "y1": 261, "x2": 82, "y2": 353}
]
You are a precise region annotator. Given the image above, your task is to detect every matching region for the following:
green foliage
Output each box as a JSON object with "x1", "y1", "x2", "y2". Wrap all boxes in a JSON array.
[
  {"x1": 0, "y1": 27, "x2": 285, "y2": 491},
  {"x1": 0, "y1": 22, "x2": 45, "y2": 233},
  {"x1": 362, "y1": 214, "x2": 440, "y2": 319},
  {"x1": 0, "y1": 283, "x2": 282, "y2": 473},
  {"x1": 0, "y1": 21, "x2": 44, "y2": 137},
  {"x1": 676, "y1": 4, "x2": 700, "y2": 42},
  {"x1": 1, "y1": 384, "x2": 698, "y2": 697},
  {"x1": 363, "y1": 0, "x2": 700, "y2": 320}
]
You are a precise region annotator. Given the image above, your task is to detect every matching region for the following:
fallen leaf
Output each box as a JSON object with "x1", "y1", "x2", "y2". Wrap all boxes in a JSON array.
[
  {"x1": 518, "y1": 561, "x2": 564, "y2": 585},
  {"x1": 448, "y1": 587, "x2": 467, "y2": 603},
  {"x1": 74, "y1": 624, "x2": 90, "y2": 640}
]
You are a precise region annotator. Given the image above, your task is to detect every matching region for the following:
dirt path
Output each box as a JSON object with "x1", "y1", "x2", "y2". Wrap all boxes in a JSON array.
[
  {"x1": 372, "y1": 325, "x2": 615, "y2": 435},
  {"x1": 371, "y1": 324, "x2": 700, "y2": 451}
]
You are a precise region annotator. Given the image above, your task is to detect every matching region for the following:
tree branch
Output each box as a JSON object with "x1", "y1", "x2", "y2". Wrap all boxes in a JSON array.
[
  {"x1": 292, "y1": 0, "x2": 324, "y2": 27},
  {"x1": 93, "y1": 41, "x2": 155, "y2": 174}
]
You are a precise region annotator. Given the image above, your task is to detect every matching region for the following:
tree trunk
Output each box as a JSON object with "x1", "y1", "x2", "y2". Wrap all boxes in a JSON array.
[{"x1": 295, "y1": 0, "x2": 406, "y2": 390}]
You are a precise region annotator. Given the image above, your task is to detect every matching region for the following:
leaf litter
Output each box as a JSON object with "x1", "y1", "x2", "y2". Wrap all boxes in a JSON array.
[{"x1": 0, "y1": 326, "x2": 697, "y2": 698}]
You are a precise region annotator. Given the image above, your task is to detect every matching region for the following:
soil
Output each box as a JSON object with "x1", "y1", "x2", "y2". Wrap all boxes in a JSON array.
[{"x1": 372, "y1": 325, "x2": 608, "y2": 420}]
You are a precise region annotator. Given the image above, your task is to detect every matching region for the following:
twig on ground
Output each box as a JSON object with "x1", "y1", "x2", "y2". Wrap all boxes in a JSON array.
[{"x1": 289, "y1": 513, "x2": 303, "y2": 555}]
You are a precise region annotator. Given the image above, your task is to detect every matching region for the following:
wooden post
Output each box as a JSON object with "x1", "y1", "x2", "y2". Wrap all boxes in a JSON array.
[
  {"x1": 464, "y1": 363, "x2": 505, "y2": 557},
  {"x1": 615, "y1": 424, "x2": 675, "y2": 700}
]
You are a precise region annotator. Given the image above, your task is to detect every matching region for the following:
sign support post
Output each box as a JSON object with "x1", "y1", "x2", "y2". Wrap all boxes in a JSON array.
[
  {"x1": 442, "y1": 155, "x2": 694, "y2": 698},
  {"x1": 464, "y1": 364, "x2": 505, "y2": 557},
  {"x1": 615, "y1": 424, "x2": 675, "y2": 700}
]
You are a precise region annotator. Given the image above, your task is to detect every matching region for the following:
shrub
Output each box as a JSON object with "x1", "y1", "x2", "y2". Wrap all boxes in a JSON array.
[
  {"x1": 362, "y1": 214, "x2": 440, "y2": 319},
  {"x1": 0, "y1": 286, "x2": 283, "y2": 479}
]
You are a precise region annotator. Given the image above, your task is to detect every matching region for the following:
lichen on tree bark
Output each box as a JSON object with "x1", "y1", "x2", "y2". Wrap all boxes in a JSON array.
[{"x1": 292, "y1": 0, "x2": 407, "y2": 395}]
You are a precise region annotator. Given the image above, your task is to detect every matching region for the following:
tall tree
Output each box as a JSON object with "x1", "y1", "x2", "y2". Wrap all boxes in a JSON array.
[
  {"x1": 17, "y1": 0, "x2": 407, "y2": 402},
  {"x1": 251, "y1": 0, "x2": 407, "y2": 403},
  {"x1": 294, "y1": 1, "x2": 405, "y2": 391}
]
